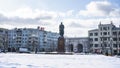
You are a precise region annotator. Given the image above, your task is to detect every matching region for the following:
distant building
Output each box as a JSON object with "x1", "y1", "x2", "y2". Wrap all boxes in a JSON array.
[
  {"x1": 88, "y1": 22, "x2": 120, "y2": 55},
  {"x1": 65, "y1": 37, "x2": 89, "y2": 53},
  {"x1": 0, "y1": 28, "x2": 8, "y2": 51},
  {"x1": 7, "y1": 27, "x2": 59, "y2": 52}
]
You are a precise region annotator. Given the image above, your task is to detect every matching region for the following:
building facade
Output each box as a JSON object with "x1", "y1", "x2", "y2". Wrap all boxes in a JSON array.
[
  {"x1": 65, "y1": 37, "x2": 89, "y2": 53},
  {"x1": 0, "y1": 28, "x2": 8, "y2": 51},
  {"x1": 89, "y1": 22, "x2": 120, "y2": 55},
  {"x1": 7, "y1": 27, "x2": 59, "y2": 52}
]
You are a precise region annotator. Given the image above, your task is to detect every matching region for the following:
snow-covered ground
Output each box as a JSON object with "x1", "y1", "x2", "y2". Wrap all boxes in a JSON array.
[{"x1": 0, "y1": 53, "x2": 120, "y2": 68}]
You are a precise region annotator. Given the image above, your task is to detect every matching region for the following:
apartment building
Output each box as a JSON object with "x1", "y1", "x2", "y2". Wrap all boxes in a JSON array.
[
  {"x1": 0, "y1": 28, "x2": 8, "y2": 51},
  {"x1": 89, "y1": 22, "x2": 120, "y2": 55},
  {"x1": 7, "y1": 27, "x2": 59, "y2": 52}
]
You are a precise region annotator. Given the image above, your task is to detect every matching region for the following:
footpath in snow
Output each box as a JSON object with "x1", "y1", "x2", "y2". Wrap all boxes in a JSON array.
[{"x1": 0, "y1": 53, "x2": 120, "y2": 68}]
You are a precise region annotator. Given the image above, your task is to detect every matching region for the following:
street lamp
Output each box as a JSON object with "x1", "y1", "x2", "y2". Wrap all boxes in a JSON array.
[
  {"x1": 101, "y1": 36, "x2": 105, "y2": 55},
  {"x1": 31, "y1": 37, "x2": 37, "y2": 54},
  {"x1": 12, "y1": 36, "x2": 17, "y2": 52},
  {"x1": 110, "y1": 37, "x2": 113, "y2": 56},
  {"x1": 3, "y1": 38, "x2": 7, "y2": 53},
  {"x1": 31, "y1": 33, "x2": 38, "y2": 54}
]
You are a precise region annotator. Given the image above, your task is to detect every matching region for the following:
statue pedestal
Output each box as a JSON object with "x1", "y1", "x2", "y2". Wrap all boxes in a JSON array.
[{"x1": 57, "y1": 37, "x2": 65, "y2": 53}]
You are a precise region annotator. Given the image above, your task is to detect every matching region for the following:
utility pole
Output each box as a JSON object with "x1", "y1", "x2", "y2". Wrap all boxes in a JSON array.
[
  {"x1": 110, "y1": 37, "x2": 113, "y2": 56},
  {"x1": 3, "y1": 38, "x2": 6, "y2": 53},
  {"x1": 101, "y1": 36, "x2": 105, "y2": 55},
  {"x1": 32, "y1": 39, "x2": 37, "y2": 54}
]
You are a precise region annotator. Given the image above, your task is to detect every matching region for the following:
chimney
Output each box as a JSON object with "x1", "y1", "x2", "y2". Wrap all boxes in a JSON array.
[
  {"x1": 37, "y1": 26, "x2": 40, "y2": 29},
  {"x1": 40, "y1": 27, "x2": 45, "y2": 31}
]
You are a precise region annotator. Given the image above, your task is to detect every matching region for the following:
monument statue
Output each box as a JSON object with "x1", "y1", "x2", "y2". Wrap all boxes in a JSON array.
[
  {"x1": 58, "y1": 22, "x2": 65, "y2": 53},
  {"x1": 59, "y1": 22, "x2": 64, "y2": 37}
]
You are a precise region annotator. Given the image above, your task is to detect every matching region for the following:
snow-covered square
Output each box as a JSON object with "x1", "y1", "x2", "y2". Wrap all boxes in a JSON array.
[{"x1": 0, "y1": 53, "x2": 120, "y2": 68}]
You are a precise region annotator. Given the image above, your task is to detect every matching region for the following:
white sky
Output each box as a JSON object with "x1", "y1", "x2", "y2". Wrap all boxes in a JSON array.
[{"x1": 0, "y1": 0, "x2": 120, "y2": 37}]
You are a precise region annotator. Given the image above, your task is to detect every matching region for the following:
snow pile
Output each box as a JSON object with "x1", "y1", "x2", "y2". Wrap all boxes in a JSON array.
[{"x1": 0, "y1": 53, "x2": 120, "y2": 68}]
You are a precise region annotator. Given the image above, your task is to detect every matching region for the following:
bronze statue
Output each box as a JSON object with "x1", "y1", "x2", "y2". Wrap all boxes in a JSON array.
[
  {"x1": 59, "y1": 22, "x2": 64, "y2": 37},
  {"x1": 58, "y1": 22, "x2": 65, "y2": 52}
]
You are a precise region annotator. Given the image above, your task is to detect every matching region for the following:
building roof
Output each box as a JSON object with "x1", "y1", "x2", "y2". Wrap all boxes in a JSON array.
[
  {"x1": 88, "y1": 29, "x2": 98, "y2": 32},
  {"x1": 0, "y1": 28, "x2": 8, "y2": 30}
]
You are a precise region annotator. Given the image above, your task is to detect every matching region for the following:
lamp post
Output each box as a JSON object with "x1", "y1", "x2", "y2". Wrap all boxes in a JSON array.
[
  {"x1": 110, "y1": 37, "x2": 113, "y2": 56},
  {"x1": 12, "y1": 36, "x2": 17, "y2": 52},
  {"x1": 53, "y1": 39, "x2": 55, "y2": 52},
  {"x1": 12, "y1": 37, "x2": 15, "y2": 52},
  {"x1": 32, "y1": 38, "x2": 37, "y2": 54},
  {"x1": 3, "y1": 38, "x2": 7, "y2": 53},
  {"x1": 31, "y1": 34, "x2": 38, "y2": 54},
  {"x1": 101, "y1": 36, "x2": 105, "y2": 55}
]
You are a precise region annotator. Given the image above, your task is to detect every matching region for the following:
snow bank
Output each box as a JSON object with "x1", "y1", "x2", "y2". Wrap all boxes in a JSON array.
[{"x1": 0, "y1": 53, "x2": 120, "y2": 68}]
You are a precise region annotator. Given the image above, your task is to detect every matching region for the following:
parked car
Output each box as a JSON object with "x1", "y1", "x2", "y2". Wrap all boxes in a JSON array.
[
  {"x1": 0, "y1": 49, "x2": 2, "y2": 53},
  {"x1": 0, "y1": 49, "x2": 7, "y2": 53},
  {"x1": 19, "y1": 48, "x2": 30, "y2": 53}
]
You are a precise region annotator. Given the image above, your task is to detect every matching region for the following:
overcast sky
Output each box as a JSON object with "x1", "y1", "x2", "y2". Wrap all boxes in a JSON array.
[{"x1": 0, "y1": 0, "x2": 120, "y2": 37}]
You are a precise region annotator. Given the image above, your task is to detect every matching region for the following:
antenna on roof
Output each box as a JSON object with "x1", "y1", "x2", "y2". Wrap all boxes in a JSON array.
[
  {"x1": 99, "y1": 21, "x2": 101, "y2": 25},
  {"x1": 110, "y1": 21, "x2": 113, "y2": 24}
]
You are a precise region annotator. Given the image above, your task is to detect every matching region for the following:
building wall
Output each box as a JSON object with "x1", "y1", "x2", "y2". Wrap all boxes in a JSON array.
[
  {"x1": 0, "y1": 28, "x2": 8, "y2": 51},
  {"x1": 7, "y1": 27, "x2": 59, "y2": 52},
  {"x1": 89, "y1": 22, "x2": 120, "y2": 55},
  {"x1": 65, "y1": 37, "x2": 89, "y2": 53},
  {"x1": 89, "y1": 29, "x2": 99, "y2": 53}
]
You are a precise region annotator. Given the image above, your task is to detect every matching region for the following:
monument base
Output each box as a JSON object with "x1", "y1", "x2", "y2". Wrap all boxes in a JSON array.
[{"x1": 57, "y1": 37, "x2": 65, "y2": 53}]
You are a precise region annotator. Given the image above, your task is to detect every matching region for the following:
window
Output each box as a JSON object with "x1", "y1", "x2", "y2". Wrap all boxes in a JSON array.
[
  {"x1": 119, "y1": 32, "x2": 120, "y2": 35},
  {"x1": 103, "y1": 27, "x2": 107, "y2": 30},
  {"x1": 94, "y1": 38, "x2": 98, "y2": 41},
  {"x1": 101, "y1": 32, "x2": 102, "y2": 35},
  {"x1": 25, "y1": 34, "x2": 28, "y2": 36},
  {"x1": 19, "y1": 41, "x2": 21, "y2": 43},
  {"x1": 119, "y1": 38, "x2": 120, "y2": 41},
  {"x1": 108, "y1": 27, "x2": 109, "y2": 30},
  {"x1": 108, "y1": 32, "x2": 110, "y2": 35},
  {"x1": 113, "y1": 38, "x2": 117, "y2": 41},
  {"x1": 0, "y1": 30, "x2": 3, "y2": 32},
  {"x1": 94, "y1": 33, "x2": 98, "y2": 36},
  {"x1": 113, "y1": 44, "x2": 117, "y2": 48},
  {"x1": 113, "y1": 32, "x2": 117, "y2": 35},
  {"x1": 89, "y1": 33, "x2": 93, "y2": 36},
  {"x1": 89, "y1": 38, "x2": 93, "y2": 41},
  {"x1": 25, "y1": 41, "x2": 27, "y2": 43},
  {"x1": 104, "y1": 44, "x2": 107, "y2": 47},
  {"x1": 90, "y1": 44, "x2": 93, "y2": 47},
  {"x1": 100, "y1": 37, "x2": 102, "y2": 41},
  {"x1": 108, "y1": 37, "x2": 110, "y2": 41},
  {"x1": 101, "y1": 44, "x2": 103, "y2": 47},
  {"x1": 95, "y1": 44, "x2": 98, "y2": 47},
  {"x1": 103, "y1": 37, "x2": 107, "y2": 41},
  {"x1": 103, "y1": 32, "x2": 107, "y2": 35},
  {"x1": 22, "y1": 34, "x2": 24, "y2": 36}
]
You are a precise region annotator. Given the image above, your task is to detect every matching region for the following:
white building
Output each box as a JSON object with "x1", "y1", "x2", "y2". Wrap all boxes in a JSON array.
[
  {"x1": 65, "y1": 37, "x2": 89, "y2": 53},
  {"x1": 7, "y1": 27, "x2": 59, "y2": 52},
  {"x1": 0, "y1": 28, "x2": 8, "y2": 51},
  {"x1": 89, "y1": 22, "x2": 120, "y2": 55}
]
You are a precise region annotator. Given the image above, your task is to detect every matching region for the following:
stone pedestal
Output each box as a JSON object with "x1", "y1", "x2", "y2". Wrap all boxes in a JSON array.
[{"x1": 58, "y1": 37, "x2": 65, "y2": 52}]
